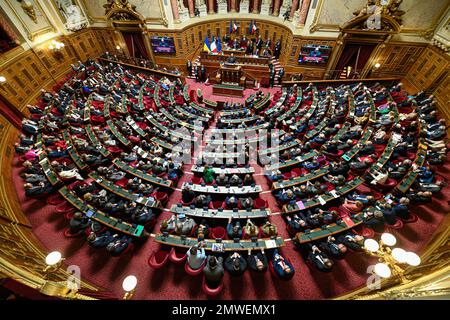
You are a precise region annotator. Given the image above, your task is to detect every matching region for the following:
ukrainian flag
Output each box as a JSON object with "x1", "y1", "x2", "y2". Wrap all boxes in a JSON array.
[{"x1": 203, "y1": 37, "x2": 211, "y2": 53}]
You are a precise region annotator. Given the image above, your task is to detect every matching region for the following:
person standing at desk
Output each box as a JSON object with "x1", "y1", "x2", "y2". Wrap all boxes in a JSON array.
[
  {"x1": 274, "y1": 40, "x2": 281, "y2": 59},
  {"x1": 269, "y1": 68, "x2": 275, "y2": 88},
  {"x1": 255, "y1": 35, "x2": 263, "y2": 55},
  {"x1": 186, "y1": 60, "x2": 192, "y2": 76},
  {"x1": 227, "y1": 53, "x2": 237, "y2": 64}
]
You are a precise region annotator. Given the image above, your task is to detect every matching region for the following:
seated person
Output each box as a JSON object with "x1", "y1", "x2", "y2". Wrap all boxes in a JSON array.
[
  {"x1": 247, "y1": 249, "x2": 268, "y2": 272},
  {"x1": 261, "y1": 221, "x2": 278, "y2": 237},
  {"x1": 392, "y1": 197, "x2": 410, "y2": 220},
  {"x1": 215, "y1": 173, "x2": 229, "y2": 186},
  {"x1": 336, "y1": 233, "x2": 365, "y2": 251},
  {"x1": 272, "y1": 249, "x2": 295, "y2": 278},
  {"x1": 203, "y1": 165, "x2": 215, "y2": 184},
  {"x1": 186, "y1": 243, "x2": 206, "y2": 270},
  {"x1": 285, "y1": 214, "x2": 307, "y2": 232},
  {"x1": 342, "y1": 199, "x2": 364, "y2": 213},
  {"x1": 69, "y1": 212, "x2": 89, "y2": 234},
  {"x1": 243, "y1": 174, "x2": 253, "y2": 185},
  {"x1": 87, "y1": 231, "x2": 116, "y2": 248},
  {"x1": 181, "y1": 185, "x2": 196, "y2": 203},
  {"x1": 225, "y1": 195, "x2": 239, "y2": 209},
  {"x1": 318, "y1": 236, "x2": 347, "y2": 258},
  {"x1": 239, "y1": 197, "x2": 254, "y2": 210},
  {"x1": 243, "y1": 219, "x2": 259, "y2": 238},
  {"x1": 307, "y1": 245, "x2": 334, "y2": 272},
  {"x1": 194, "y1": 194, "x2": 212, "y2": 208},
  {"x1": 363, "y1": 210, "x2": 385, "y2": 233},
  {"x1": 224, "y1": 252, "x2": 247, "y2": 276},
  {"x1": 226, "y1": 217, "x2": 243, "y2": 239},
  {"x1": 203, "y1": 256, "x2": 224, "y2": 288},
  {"x1": 106, "y1": 236, "x2": 132, "y2": 256},
  {"x1": 229, "y1": 174, "x2": 242, "y2": 186}
]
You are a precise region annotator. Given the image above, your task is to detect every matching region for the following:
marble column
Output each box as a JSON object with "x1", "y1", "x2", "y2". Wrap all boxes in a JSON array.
[
  {"x1": 188, "y1": 0, "x2": 195, "y2": 17},
  {"x1": 289, "y1": 0, "x2": 299, "y2": 20},
  {"x1": 208, "y1": 0, "x2": 215, "y2": 13},
  {"x1": 170, "y1": 0, "x2": 181, "y2": 23},
  {"x1": 252, "y1": 0, "x2": 260, "y2": 13},
  {"x1": 273, "y1": 0, "x2": 281, "y2": 16},
  {"x1": 298, "y1": 0, "x2": 311, "y2": 25},
  {"x1": 230, "y1": 0, "x2": 237, "y2": 12}
]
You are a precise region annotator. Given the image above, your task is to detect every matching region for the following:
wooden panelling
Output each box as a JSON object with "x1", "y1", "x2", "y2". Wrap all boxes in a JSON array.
[
  {"x1": 371, "y1": 42, "x2": 427, "y2": 77},
  {"x1": 405, "y1": 46, "x2": 450, "y2": 91},
  {"x1": 0, "y1": 28, "x2": 116, "y2": 113}
]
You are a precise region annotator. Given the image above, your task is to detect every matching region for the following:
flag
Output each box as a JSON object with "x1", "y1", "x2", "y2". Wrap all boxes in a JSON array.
[
  {"x1": 252, "y1": 20, "x2": 257, "y2": 34},
  {"x1": 229, "y1": 20, "x2": 233, "y2": 33},
  {"x1": 210, "y1": 36, "x2": 218, "y2": 53},
  {"x1": 217, "y1": 37, "x2": 222, "y2": 52},
  {"x1": 203, "y1": 37, "x2": 211, "y2": 53},
  {"x1": 233, "y1": 20, "x2": 238, "y2": 33},
  {"x1": 249, "y1": 20, "x2": 253, "y2": 35}
]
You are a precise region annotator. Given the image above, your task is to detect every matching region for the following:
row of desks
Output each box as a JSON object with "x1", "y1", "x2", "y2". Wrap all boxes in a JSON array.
[
  {"x1": 170, "y1": 204, "x2": 269, "y2": 219},
  {"x1": 191, "y1": 165, "x2": 255, "y2": 175},
  {"x1": 183, "y1": 182, "x2": 263, "y2": 195},
  {"x1": 59, "y1": 186, "x2": 146, "y2": 238},
  {"x1": 89, "y1": 172, "x2": 160, "y2": 208},
  {"x1": 113, "y1": 159, "x2": 173, "y2": 188},
  {"x1": 154, "y1": 234, "x2": 285, "y2": 251}
]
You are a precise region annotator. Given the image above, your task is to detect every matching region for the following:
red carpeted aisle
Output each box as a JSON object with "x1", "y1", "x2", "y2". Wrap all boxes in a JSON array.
[{"x1": 11, "y1": 82, "x2": 450, "y2": 300}]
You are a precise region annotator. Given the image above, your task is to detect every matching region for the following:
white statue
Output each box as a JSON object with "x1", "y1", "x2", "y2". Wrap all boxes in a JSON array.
[{"x1": 195, "y1": 0, "x2": 205, "y2": 7}]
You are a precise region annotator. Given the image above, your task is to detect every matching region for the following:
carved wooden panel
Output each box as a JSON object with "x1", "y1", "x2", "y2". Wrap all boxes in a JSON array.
[
  {"x1": 69, "y1": 29, "x2": 104, "y2": 62},
  {"x1": 406, "y1": 46, "x2": 449, "y2": 91},
  {"x1": 371, "y1": 43, "x2": 427, "y2": 77}
]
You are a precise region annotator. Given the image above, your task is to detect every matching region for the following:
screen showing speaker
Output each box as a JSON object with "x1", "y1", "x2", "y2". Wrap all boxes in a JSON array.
[
  {"x1": 150, "y1": 36, "x2": 176, "y2": 54},
  {"x1": 298, "y1": 45, "x2": 332, "y2": 65}
]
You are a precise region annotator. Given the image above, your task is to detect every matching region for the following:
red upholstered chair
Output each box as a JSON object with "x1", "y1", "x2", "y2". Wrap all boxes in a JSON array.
[
  {"x1": 152, "y1": 191, "x2": 169, "y2": 205},
  {"x1": 47, "y1": 194, "x2": 65, "y2": 206},
  {"x1": 209, "y1": 201, "x2": 225, "y2": 210},
  {"x1": 254, "y1": 198, "x2": 268, "y2": 209},
  {"x1": 148, "y1": 249, "x2": 170, "y2": 269},
  {"x1": 63, "y1": 228, "x2": 84, "y2": 238},
  {"x1": 374, "y1": 144, "x2": 386, "y2": 153},
  {"x1": 115, "y1": 177, "x2": 128, "y2": 188},
  {"x1": 181, "y1": 198, "x2": 194, "y2": 206},
  {"x1": 325, "y1": 150, "x2": 344, "y2": 161},
  {"x1": 169, "y1": 247, "x2": 187, "y2": 264},
  {"x1": 401, "y1": 213, "x2": 419, "y2": 224},
  {"x1": 202, "y1": 276, "x2": 224, "y2": 297},
  {"x1": 286, "y1": 224, "x2": 296, "y2": 236},
  {"x1": 376, "y1": 178, "x2": 397, "y2": 190},
  {"x1": 55, "y1": 202, "x2": 76, "y2": 214},
  {"x1": 184, "y1": 260, "x2": 205, "y2": 276},
  {"x1": 354, "y1": 226, "x2": 375, "y2": 239},
  {"x1": 64, "y1": 211, "x2": 76, "y2": 220},
  {"x1": 386, "y1": 219, "x2": 404, "y2": 230},
  {"x1": 211, "y1": 226, "x2": 226, "y2": 239},
  {"x1": 192, "y1": 176, "x2": 202, "y2": 184}
]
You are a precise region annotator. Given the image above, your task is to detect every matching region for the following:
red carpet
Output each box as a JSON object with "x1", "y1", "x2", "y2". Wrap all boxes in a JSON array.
[{"x1": 11, "y1": 81, "x2": 449, "y2": 300}]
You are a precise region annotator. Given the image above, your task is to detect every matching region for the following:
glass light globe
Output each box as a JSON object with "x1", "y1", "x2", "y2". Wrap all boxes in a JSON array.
[
  {"x1": 116, "y1": 45, "x2": 121, "y2": 50},
  {"x1": 374, "y1": 63, "x2": 381, "y2": 68},
  {"x1": 364, "y1": 238, "x2": 380, "y2": 252},
  {"x1": 391, "y1": 248, "x2": 407, "y2": 263},
  {"x1": 0, "y1": 76, "x2": 6, "y2": 82},
  {"x1": 374, "y1": 263, "x2": 391, "y2": 278},
  {"x1": 381, "y1": 233, "x2": 396, "y2": 246},
  {"x1": 45, "y1": 251, "x2": 62, "y2": 266},
  {"x1": 122, "y1": 275, "x2": 137, "y2": 292},
  {"x1": 49, "y1": 45, "x2": 54, "y2": 50},
  {"x1": 404, "y1": 252, "x2": 421, "y2": 266},
  {"x1": 60, "y1": 43, "x2": 65, "y2": 47}
]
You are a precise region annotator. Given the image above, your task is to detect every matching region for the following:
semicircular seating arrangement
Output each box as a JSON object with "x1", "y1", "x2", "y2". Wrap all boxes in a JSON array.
[{"x1": 15, "y1": 57, "x2": 448, "y2": 297}]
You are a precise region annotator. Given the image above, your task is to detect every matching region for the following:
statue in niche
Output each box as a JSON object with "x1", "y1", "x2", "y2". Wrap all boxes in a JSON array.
[
  {"x1": 17, "y1": 0, "x2": 37, "y2": 23},
  {"x1": 195, "y1": 0, "x2": 205, "y2": 7}
]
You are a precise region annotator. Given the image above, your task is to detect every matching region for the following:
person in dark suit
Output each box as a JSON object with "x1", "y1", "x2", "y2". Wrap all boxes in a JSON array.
[
  {"x1": 269, "y1": 68, "x2": 275, "y2": 88},
  {"x1": 272, "y1": 249, "x2": 295, "y2": 278},
  {"x1": 186, "y1": 60, "x2": 192, "y2": 76},
  {"x1": 87, "y1": 231, "x2": 116, "y2": 248},
  {"x1": 336, "y1": 233, "x2": 365, "y2": 251},
  {"x1": 274, "y1": 40, "x2": 281, "y2": 59},
  {"x1": 247, "y1": 249, "x2": 268, "y2": 272},
  {"x1": 201, "y1": 66, "x2": 206, "y2": 82},
  {"x1": 225, "y1": 252, "x2": 247, "y2": 276},
  {"x1": 255, "y1": 35, "x2": 263, "y2": 55},
  {"x1": 307, "y1": 245, "x2": 334, "y2": 272},
  {"x1": 106, "y1": 236, "x2": 132, "y2": 256},
  {"x1": 182, "y1": 186, "x2": 196, "y2": 203},
  {"x1": 318, "y1": 236, "x2": 347, "y2": 258},
  {"x1": 278, "y1": 67, "x2": 285, "y2": 85},
  {"x1": 227, "y1": 53, "x2": 237, "y2": 64},
  {"x1": 69, "y1": 212, "x2": 89, "y2": 234},
  {"x1": 203, "y1": 256, "x2": 224, "y2": 288},
  {"x1": 226, "y1": 217, "x2": 243, "y2": 239}
]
